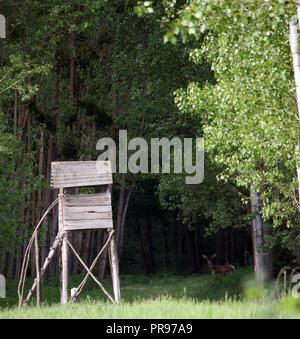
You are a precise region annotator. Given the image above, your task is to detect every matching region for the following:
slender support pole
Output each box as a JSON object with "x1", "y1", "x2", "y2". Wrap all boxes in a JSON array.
[
  {"x1": 24, "y1": 231, "x2": 64, "y2": 306},
  {"x1": 59, "y1": 188, "x2": 68, "y2": 305},
  {"x1": 108, "y1": 230, "x2": 121, "y2": 303},
  {"x1": 34, "y1": 232, "x2": 41, "y2": 306}
]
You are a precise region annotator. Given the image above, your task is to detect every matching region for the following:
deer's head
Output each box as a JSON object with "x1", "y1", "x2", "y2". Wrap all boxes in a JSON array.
[{"x1": 202, "y1": 254, "x2": 216, "y2": 270}]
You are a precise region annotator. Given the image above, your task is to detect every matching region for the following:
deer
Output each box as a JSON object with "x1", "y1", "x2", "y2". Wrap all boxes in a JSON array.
[{"x1": 202, "y1": 254, "x2": 235, "y2": 275}]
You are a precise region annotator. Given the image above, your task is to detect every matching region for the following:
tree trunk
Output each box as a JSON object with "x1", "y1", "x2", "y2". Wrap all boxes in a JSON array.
[
  {"x1": 289, "y1": 17, "x2": 300, "y2": 211},
  {"x1": 194, "y1": 224, "x2": 201, "y2": 270},
  {"x1": 41, "y1": 135, "x2": 53, "y2": 279},
  {"x1": 46, "y1": 135, "x2": 57, "y2": 277},
  {"x1": 185, "y1": 227, "x2": 197, "y2": 274},
  {"x1": 82, "y1": 231, "x2": 91, "y2": 268},
  {"x1": 177, "y1": 213, "x2": 185, "y2": 271},
  {"x1": 161, "y1": 221, "x2": 170, "y2": 271},
  {"x1": 15, "y1": 234, "x2": 23, "y2": 280},
  {"x1": 289, "y1": 230, "x2": 300, "y2": 265},
  {"x1": 89, "y1": 231, "x2": 95, "y2": 267},
  {"x1": 229, "y1": 227, "x2": 234, "y2": 264},
  {"x1": 69, "y1": 31, "x2": 76, "y2": 105},
  {"x1": 98, "y1": 232, "x2": 109, "y2": 279},
  {"x1": 173, "y1": 211, "x2": 179, "y2": 272},
  {"x1": 224, "y1": 228, "x2": 229, "y2": 264},
  {"x1": 135, "y1": 217, "x2": 150, "y2": 275},
  {"x1": 115, "y1": 176, "x2": 136, "y2": 262},
  {"x1": 7, "y1": 248, "x2": 15, "y2": 280},
  {"x1": 49, "y1": 203, "x2": 59, "y2": 276},
  {"x1": 73, "y1": 232, "x2": 83, "y2": 274},
  {"x1": 250, "y1": 185, "x2": 273, "y2": 281},
  {"x1": 216, "y1": 230, "x2": 224, "y2": 265},
  {"x1": 95, "y1": 230, "x2": 104, "y2": 276},
  {"x1": 0, "y1": 253, "x2": 6, "y2": 276},
  {"x1": 243, "y1": 232, "x2": 250, "y2": 266},
  {"x1": 15, "y1": 174, "x2": 26, "y2": 279},
  {"x1": 13, "y1": 89, "x2": 18, "y2": 136},
  {"x1": 145, "y1": 217, "x2": 155, "y2": 274}
]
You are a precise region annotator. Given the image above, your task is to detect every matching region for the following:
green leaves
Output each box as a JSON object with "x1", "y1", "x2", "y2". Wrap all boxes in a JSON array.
[
  {"x1": 134, "y1": 1, "x2": 154, "y2": 17},
  {"x1": 167, "y1": 1, "x2": 299, "y2": 237},
  {"x1": 0, "y1": 113, "x2": 38, "y2": 255}
]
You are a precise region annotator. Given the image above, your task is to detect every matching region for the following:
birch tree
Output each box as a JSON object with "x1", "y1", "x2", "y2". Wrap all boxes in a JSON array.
[
  {"x1": 289, "y1": 6, "x2": 300, "y2": 211},
  {"x1": 161, "y1": 0, "x2": 300, "y2": 278}
]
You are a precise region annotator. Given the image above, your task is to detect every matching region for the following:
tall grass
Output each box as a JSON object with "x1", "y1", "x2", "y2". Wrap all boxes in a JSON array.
[{"x1": 0, "y1": 267, "x2": 299, "y2": 319}]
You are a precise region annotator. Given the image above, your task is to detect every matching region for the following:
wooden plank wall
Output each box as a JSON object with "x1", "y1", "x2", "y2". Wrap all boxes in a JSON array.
[
  {"x1": 51, "y1": 161, "x2": 112, "y2": 188},
  {"x1": 64, "y1": 193, "x2": 113, "y2": 231}
]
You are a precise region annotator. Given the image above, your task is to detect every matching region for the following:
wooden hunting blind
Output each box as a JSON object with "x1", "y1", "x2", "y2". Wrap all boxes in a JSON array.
[
  {"x1": 19, "y1": 161, "x2": 121, "y2": 308},
  {"x1": 52, "y1": 161, "x2": 120, "y2": 304},
  {"x1": 51, "y1": 161, "x2": 114, "y2": 231}
]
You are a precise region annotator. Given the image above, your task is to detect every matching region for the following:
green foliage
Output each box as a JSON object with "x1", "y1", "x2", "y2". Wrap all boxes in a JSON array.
[
  {"x1": 1, "y1": 0, "x2": 299, "y2": 271},
  {"x1": 0, "y1": 114, "x2": 38, "y2": 258},
  {"x1": 160, "y1": 1, "x2": 300, "y2": 246},
  {"x1": 134, "y1": 1, "x2": 154, "y2": 17}
]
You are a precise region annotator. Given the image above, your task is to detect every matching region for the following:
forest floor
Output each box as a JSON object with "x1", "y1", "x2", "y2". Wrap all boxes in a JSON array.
[{"x1": 0, "y1": 267, "x2": 299, "y2": 319}]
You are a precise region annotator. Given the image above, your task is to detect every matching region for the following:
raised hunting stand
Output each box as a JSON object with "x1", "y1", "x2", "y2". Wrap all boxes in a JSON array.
[{"x1": 19, "y1": 161, "x2": 121, "y2": 307}]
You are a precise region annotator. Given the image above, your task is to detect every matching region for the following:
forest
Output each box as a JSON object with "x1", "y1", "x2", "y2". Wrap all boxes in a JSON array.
[{"x1": 0, "y1": 0, "x2": 300, "y2": 319}]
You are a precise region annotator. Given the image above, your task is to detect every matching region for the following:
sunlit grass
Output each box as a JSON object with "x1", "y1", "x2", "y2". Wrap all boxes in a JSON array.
[
  {"x1": 0, "y1": 267, "x2": 299, "y2": 319},
  {"x1": 1, "y1": 296, "x2": 300, "y2": 319}
]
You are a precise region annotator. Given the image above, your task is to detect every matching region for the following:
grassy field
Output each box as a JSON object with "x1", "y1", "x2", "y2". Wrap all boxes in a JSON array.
[{"x1": 0, "y1": 267, "x2": 300, "y2": 319}]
